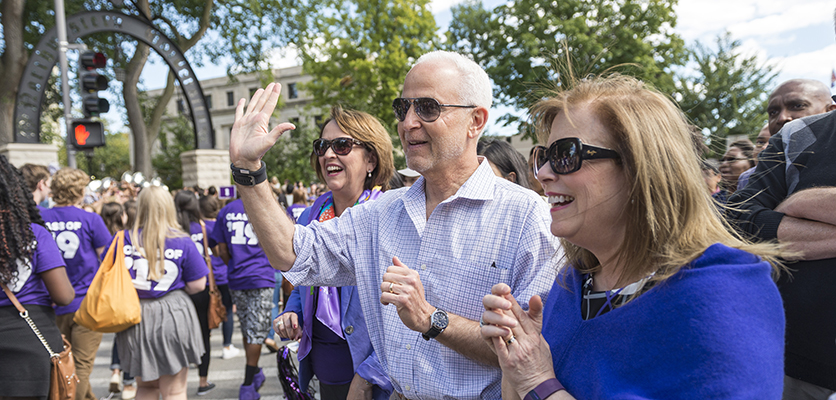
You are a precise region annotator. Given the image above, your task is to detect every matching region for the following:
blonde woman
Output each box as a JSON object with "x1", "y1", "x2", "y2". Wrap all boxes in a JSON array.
[
  {"x1": 116, "y1": 186, "x2": 207, "y2": 400},
  {"x1": 481, "y1": 74, "x2": 787, "y2": 399}
]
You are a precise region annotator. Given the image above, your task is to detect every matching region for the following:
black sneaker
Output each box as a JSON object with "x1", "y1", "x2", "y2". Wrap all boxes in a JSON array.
[{"x1": 197, "y1": 383, "x2": 216, "y2": 396}]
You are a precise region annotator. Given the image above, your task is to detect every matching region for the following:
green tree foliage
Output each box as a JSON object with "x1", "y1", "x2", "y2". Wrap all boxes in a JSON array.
[
  {"x1": 73, "y1": 132, "x2": 132, "y2": 179},
  {"x1": 295, "y1": 0, "x2": 438, "y2": 150},
  {"x1": 447, "y1": 0, "x2": 686, "y2": 139},
  {"x1": 674, "y1": 32, "x2": 778, "y2": 158},
  {"x1": 152, "y1": 116, "x2": 194, "y2": 190},
  {"x1": 262, "y1": 122, "x2": 319, "y2": 186}
]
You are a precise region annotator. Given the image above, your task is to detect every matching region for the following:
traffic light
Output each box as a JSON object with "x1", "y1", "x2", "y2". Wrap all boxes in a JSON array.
[
  {"x1": 70, "y1": 120, "x2": 105, "y2": 149},
  {"x1": 78, "y1": 51, "x2": 110, "y2": 117}
]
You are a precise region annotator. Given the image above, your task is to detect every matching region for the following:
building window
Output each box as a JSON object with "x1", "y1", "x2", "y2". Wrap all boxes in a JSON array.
[
  {"x1": 204, "y1": 94, "x2": 212, "y2": 110},
  {"x1": 314, "y1": 115, "x2": 323, "y2": 128},
  {"x1": 177, "y1": 99, "x2": 186, "y2": 114},
  {"x1": 290, "y1": 117, "x2": 300, "y2": 127},
  {"x1": 249, "y1": 87, "x2": 258, "y2": 97},
  {"x1": 288, "y1": 83, "x2": 298, "y2": 99},
  {"x1": 226, "y1": 91, "x2": 234, "y2": 107}
]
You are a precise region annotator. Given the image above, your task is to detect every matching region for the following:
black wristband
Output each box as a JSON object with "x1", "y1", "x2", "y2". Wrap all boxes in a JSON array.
[{"x1": 230, "y1": 161, "x2": 267, "y2": 186}]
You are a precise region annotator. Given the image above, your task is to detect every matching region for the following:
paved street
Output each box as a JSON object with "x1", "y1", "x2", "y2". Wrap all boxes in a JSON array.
[{"x1": 88, "y1": 316, "x2": 309, "y2": 400}]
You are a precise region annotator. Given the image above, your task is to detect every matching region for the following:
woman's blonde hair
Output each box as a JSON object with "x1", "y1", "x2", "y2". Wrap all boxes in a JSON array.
[
  {"x1": 51, "y1": 168, "x2": 89, "y2": 206},
  {"x1": 531, "y1": 74, "x2": 785, "y2": 286},
  {"x1": 131, "y1": 186, "x2": 185, "y2": 281},
  {"x1": 310, "y1": 106, "x2": 395, "y2": 191}
]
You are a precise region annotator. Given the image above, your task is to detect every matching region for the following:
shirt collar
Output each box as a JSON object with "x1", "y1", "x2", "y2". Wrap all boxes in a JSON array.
[{"x1": 402, "y1": 157, "x2": 496, "y2": 205}]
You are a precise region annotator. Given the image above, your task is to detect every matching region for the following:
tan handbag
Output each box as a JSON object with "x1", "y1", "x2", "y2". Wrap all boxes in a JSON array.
[
  {"x1": 74, "y1": 231, "x2": 141, "y2": 332},
  {"x1": 1, "y1": 282, "x2": 78, "y2": 400},
  {"x1": 201, "y1": 221, "x2": 227, "y2": 329}
]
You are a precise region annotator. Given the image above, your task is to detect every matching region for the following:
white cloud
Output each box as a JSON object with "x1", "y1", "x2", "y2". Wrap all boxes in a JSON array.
[
  {"x1": 772, "y1": 43, "x2": 836, "y2": 86},
  {"x1": 268, "y1": 45, "x2": 301, "y2": 68},
  {"x1": 727, "y1": 1, "x2": 833, "y2": 39},
  {"x1": 674, "y1": 0, "x2": 832, "y2": 41}
]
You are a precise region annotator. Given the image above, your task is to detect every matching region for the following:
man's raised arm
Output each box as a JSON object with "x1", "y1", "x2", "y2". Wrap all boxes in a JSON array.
[{"x1": 228, "y1": 83, "x2": 298, "y2": 271}]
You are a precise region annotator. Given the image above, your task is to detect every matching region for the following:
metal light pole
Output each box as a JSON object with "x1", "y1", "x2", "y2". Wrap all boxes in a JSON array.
[{"x1": 55, "y1": 0, "x2": 76, "y2": 168}]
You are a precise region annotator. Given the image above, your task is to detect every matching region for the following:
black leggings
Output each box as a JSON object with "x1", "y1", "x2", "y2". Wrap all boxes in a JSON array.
[{"x1": 189, "y1": 286, "x2": 211, "y2": 377}]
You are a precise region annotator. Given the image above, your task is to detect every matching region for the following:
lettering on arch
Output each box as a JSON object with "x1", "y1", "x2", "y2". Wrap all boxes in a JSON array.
[{"x1": 15, "y1": 11, "x2": 214, "y2": 149}]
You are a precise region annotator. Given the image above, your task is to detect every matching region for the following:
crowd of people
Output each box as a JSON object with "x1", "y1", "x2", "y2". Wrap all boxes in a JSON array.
[{"x1": 3, "y1": 17, "x2": 836, "y2": 400}]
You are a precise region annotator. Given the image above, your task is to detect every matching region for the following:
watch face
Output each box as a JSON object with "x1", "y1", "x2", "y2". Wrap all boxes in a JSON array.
[{"x1": 431, "y1": 310, "x2": 449, "y2": 329}]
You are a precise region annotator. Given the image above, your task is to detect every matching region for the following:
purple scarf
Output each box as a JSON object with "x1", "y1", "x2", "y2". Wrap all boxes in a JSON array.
[{"x1": 298, "y1": 187, "x2": 382, "y2": 359}]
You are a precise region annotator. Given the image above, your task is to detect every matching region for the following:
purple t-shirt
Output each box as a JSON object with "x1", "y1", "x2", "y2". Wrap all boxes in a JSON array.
[
  {"x1": 0, "y1": 224, "x2": 66, "y2": 307},
  {"x1": 189, "y1": 221, "x2": 228, "y2": 285},
  {"x1": 209, "y1": 199, "x2": 275, "y2": 290},
  {"x1": 41, "y1": 206, "x2": 112, "y2": 315},
  {"x1": 286, "y1": 204, "x2": 306, "y2": 223},
  {"x1": 120, "y1": 230, "x2": 208, "y2": 299}
]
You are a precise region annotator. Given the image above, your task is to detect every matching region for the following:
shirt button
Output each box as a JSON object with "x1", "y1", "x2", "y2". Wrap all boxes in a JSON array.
[
  {"x1": 406, "y1": 344, "x2": 411, "y2": 350},
  {"x1": 405, "y1": 385, "x2": 411, "y2": 391},
  {"x1": 420, "y1": 264, "x2": 427, "y2": 270},
  {"x1": 345, "y1": 325, "x2": 354, "y2": 335}
]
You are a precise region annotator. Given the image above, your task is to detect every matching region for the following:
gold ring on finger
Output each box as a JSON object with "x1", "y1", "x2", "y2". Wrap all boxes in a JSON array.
[{"x1": 388, "y1": 282, "x2": 395, "y2": 294}]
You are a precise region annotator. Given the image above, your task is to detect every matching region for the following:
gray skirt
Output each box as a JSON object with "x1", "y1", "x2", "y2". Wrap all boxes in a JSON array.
[{"x1": 116, "y1": 289, "x2": 204, "y2": 382}]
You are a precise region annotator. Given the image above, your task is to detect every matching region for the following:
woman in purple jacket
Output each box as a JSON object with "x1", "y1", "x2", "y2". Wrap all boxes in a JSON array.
[
  {"x1": 0, "y1": 155, "x2": 74, "y2": 397},
  {"x1": 274, "y1": 106, "x2": 394, "y2": 400}
]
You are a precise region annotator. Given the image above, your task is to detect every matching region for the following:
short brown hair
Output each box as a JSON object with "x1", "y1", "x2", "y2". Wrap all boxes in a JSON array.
[
  {"x1": 310, "y1": 106, "x2": 395, "y2": 191},
  {"x1": 19, "y1": 164, "x2": 50, "y2": 193}
]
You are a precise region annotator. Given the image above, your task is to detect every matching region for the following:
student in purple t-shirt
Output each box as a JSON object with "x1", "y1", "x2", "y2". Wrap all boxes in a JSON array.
[
  {"x1": 211, "y1": 198, "x2": 276, "y2": 396},
  {"x1": 41, "y1": 167, "x2": 112, "y2": 399},
  {"x1": 286, "y1": 187, "x2": 309, "y2": 223},
  {"x1": 0, "y1": 156, "x2": 74, "y2": 397},
  {"x1": 115, "y1": 186, "x2": 207, "y2": 398},
  {"x1": 200, "y1": 195, "x2": 238, "y2": 360}
]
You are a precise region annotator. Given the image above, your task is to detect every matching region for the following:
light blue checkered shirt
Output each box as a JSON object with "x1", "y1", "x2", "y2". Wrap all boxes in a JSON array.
[{"x1": 285, "y1": 160, "x2": 561, "y2": 400}]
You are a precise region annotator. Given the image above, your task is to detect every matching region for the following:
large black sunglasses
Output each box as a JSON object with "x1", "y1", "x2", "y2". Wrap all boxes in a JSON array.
[
  {"x1": 312, "y1": 137, "x2": 366, "y2": 157},
  {"x1": 532, "y1": 138, "x2": 620, "y2": 177},
  {"x1": 392, "y1": 97, "x2": 476, "y2": 122}
]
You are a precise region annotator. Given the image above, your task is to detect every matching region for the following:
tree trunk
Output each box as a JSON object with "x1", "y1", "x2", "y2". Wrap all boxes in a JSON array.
[
  {"x1": 124, "y1": 41, "x2": 151, "y2": 175},
  {"x1": 0, "y1": 0, "x2": 28, "y2": 146},
  {"x1": 123, "y1": 0, "x2": 214, "y2": 176}
]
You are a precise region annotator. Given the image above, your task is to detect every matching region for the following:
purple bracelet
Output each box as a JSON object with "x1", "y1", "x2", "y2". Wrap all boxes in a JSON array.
[{"x1": 523, "y1": 378, "x2": 565, "y2": 400}]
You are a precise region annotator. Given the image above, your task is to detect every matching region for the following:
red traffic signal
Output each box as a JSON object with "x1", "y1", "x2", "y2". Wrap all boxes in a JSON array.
[
  {"x1": 80, "y1": 51, "x2": 107, "y2": 69},
  {"x1": 70, "y1": 120, "x2": 105, "y2": 149}
]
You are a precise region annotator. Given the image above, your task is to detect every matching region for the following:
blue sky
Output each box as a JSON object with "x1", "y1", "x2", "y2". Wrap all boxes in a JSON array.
[{"x1": 126, "y1": 0, "x2": 836, "y2": 136}]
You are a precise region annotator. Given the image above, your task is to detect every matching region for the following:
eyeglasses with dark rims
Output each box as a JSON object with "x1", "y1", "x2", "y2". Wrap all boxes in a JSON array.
[
  {"x1": 312, "y1": 137, "x2": 367, "y2": 157},
  {"x1": 532, "y1": 137, "x2": 620, "y2": 177},
  {"x1": 392, "y1": 97, "x2": 476, "y2": 122}
]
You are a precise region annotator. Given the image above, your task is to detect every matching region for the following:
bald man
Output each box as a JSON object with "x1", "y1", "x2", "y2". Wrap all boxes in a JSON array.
[
  {"x1": 730, "y1": 77, "x2": 836, "y2": 398},
  {"x1": 767, "y1": 79, "x2": 836, "y2": 136}
]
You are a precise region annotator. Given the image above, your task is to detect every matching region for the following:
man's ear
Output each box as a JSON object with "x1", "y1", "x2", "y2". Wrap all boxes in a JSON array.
[
  {"x1": 467, "y1": 107, "x2": 489, "y2": 139},
  {"x1": 827, "y1": 103, "x2": 836, "y2": 112}
]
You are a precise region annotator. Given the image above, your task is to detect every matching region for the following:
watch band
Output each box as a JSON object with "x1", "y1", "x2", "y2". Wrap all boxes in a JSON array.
[
  {"x1": 230, "y1": 161, "x2": 267, "y2": 186},
  {"x1": 524, "y1": 378, "x2": 565, "y2": 400},
  {"x1": 422, "y1": 308, "x2": 447, "y2": 340}
]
